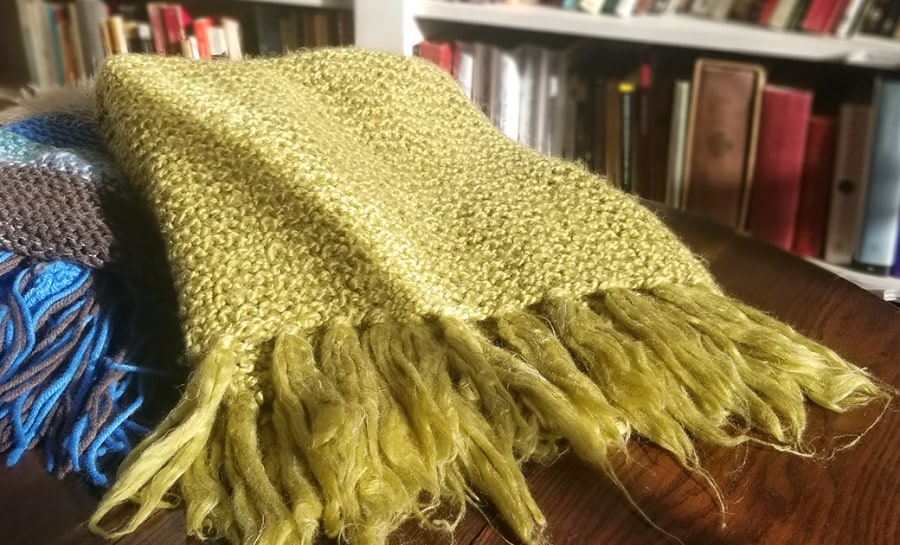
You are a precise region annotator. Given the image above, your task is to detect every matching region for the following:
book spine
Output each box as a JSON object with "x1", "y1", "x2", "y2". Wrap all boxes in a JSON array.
[
  {"x1": 854, "y1": 78, "x2": 900, "y2": 274},
  {"x1": 619, "y1": 82, "x2": 635, "y2": 193},
  {"x1": 793, "y1": 116, "x2": 837, "y2": 258},
  {"x1": 44, "y1": 4, "x2": 65, "y2": 86},
  {"x1": 801, "y1": 0, "x2": 842, "y2": 32},
  {"x1": 221, "y1": 17, "x2": 242, "y2": 60},
  {"x1": 146, "y1": 3, "x2": 167, "y2": 55},
  {"x1": 683, "y1": 60, "x2": 766, "y2": 229},
  {"x1": 65, "y1": 3, "x2": 85, "y2": 81},
  {"x1": 666, "y1": 80, "x2": 691, "y2": 209},
  {"x1": 579, "y1": 0, "x2": 605, "y2": 14},
  {"x1": 834, "y1": 0, "x2": 869, "y2": 37},
  {"x1": 108, "y1": 15, "x2": 128, "y2": 55},
  {"x1": 825, "y1": 104, "x2": 872, "y2": 264},
  {"x1": 746, "y1": 86, "x2": 813, "y2": 250},
  {"x1": 615, "y1": 0, "x2": 640, "y2": 16},
  {"x1": 194, "y1": 18, "x2": 212, "y2": 60},
  {"x1": 757, "y1": 0, "x2": 782, "y2": 24},
  {"x1": 162, "y1": 4, "x2": 186, "y2": 55},
  {"x1": 891, "y1": 223, "x2": 900, "y2": 277}
]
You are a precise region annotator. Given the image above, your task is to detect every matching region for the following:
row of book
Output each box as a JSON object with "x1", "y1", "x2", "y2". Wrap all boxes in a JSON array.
[
  {"x1": 444, "y1": 0, "x2": 896, "y2": 39},
  {"x1": 415, "y1": 38, "x2": 900, "y2": 278},
  {"x1": 14, "y1": 1, "x2": 353, "y2": 88}
]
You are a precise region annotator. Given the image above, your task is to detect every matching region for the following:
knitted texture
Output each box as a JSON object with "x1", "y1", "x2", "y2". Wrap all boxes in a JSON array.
[
  {"x1": 87, "y1": 49, "x2": 885, "y2": 545},
  {"x1": 0, "y1": 116, "x2": 180, "y2": 486}
]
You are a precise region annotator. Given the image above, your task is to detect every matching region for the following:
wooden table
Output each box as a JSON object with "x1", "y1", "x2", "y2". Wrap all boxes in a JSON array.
[{"x1": 1, "y1": 208, "x2": 897, "y2": 545}]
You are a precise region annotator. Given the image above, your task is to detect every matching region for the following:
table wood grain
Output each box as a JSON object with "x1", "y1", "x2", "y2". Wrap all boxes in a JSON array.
[{"x1": 1, "y1": 208, "x2": 896, "y2": 545}]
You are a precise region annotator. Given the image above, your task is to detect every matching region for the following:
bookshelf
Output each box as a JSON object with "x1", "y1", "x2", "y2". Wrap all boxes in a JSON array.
[
  {"x1": 413, "y1": 1, "x2": 900, "y2": 69},
  {"x1": 384, "y1": 0, "x2": 900, "y2": 298},
  {"x1": 234, "y1": 0, "x2": 353, "y2": 8}
]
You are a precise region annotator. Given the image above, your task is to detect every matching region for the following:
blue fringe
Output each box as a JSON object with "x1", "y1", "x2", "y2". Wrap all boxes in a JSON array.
[{"x1": 0, "y1": 250, "x2": 155, "y2": 487}]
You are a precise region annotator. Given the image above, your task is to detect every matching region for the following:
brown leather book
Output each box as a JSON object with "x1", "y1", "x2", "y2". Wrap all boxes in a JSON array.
[{"x1": 682, "y1": 58, "x2": 766, "y2": 229}]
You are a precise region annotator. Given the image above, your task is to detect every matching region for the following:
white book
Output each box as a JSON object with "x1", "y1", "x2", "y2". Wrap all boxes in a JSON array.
[
  {"x1": 491, "y1": 47, "x2": 522, "y2": 140},
  {"x1": 455, "y1": 42, "x2": 476, "y2": 102},
  {"x1": 690, "y1": 0, "x2": 717, "y2": 16},
  {"x1": 208, "y1": 26, "x2": 228, "y2": 58},
  {"x1": 666, "y1": 80, "x2": 691, "y2": 209},
  {"x1": 615, "y1": 0, "x2": 639, "y2": 17},
  {"x1": 547, "y1": 51, "x2": 569, "y2": 157},
  {"x1": 471, "y1": 43, "x2": 492, "y2": 118},
  {"x1": 517, "y1": 45, "x2": 541, "y2": 149},
  {"x1": 834, "y1": 0, "x2": 867, "y2": 38},
  {"x1": 222, "y1": 17, "x2": 242, "y2": 60},
  {"x1": 579, "y1": 0, "x2": 604, "y2": 16},
  {"x1": 533, "y1": 48, "x2": 551, "y2": 154}
]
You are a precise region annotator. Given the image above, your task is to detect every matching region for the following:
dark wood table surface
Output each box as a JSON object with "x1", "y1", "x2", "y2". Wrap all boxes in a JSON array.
[{"x1": 1, "y1": 208, "x2": 897, "y2": 545}]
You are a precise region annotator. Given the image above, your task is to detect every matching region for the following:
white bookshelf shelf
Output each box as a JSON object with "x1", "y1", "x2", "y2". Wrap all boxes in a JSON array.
[
  {"x1": 235, "y1": 0, "x2": 353, "y2": 9},
  {"x1": 414, "y1": 1, "x2": 900, "y2": 69}
]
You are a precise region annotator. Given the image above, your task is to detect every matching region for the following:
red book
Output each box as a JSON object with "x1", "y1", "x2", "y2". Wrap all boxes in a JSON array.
[
  {"x1": 801, "y1": 0, "x2": 849, "y2": 33},
  {"x1": 146, "y1": 3, "x2": 168, "y2": 54},
  {"x1": 746, "y1": 85, "x2": 813, "y2": 251},
  {"x1": 193, "y1": 17, "x2": 212, "y2": 60},
  {"x1": 793, "y1": 116, "x2": 837, "y2": 258},
  {"x1": 413, "y1": 40, "x2": 455, "y2": 75},
  {"x1": 162, "y1": 4, "x2": 186, "y2": 55},
  {"x1": 757, "y1": 0, "x2": 782, "y2": 25}
]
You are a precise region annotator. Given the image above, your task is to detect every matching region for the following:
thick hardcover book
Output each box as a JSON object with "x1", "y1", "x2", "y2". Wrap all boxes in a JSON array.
[
  {"x1": 854, "y1": 78, "x2": 900, "y2": 274},
  {"x1": 746, "y1": 85, "x2": 813, "y2": 250},
  {"x1": 682, "y1": 59, "x2": 765, "y2": 228},
  {"x1": 825, "y1": 104, "x2": 872, "y2": 264},
  {"x1": 793, "y1": 116, "x2": 837, "y2": 258}
]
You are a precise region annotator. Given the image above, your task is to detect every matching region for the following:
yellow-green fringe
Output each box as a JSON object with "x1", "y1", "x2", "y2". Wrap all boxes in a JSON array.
[{"x1": 89, "y1": 284, "x2": 888, "y2": 545}]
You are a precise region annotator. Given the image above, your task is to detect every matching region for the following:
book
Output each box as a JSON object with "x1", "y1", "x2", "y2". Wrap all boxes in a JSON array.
[
  {"x1": 146, "y1": 3, "x2": 168, "y2": 54},
  {"x1": 854, "y1": 78, "x2": 900, "y2": 275},
  {"x1": 619, "y1": 82, "x2": 636, "y2": 193},
  {"x1": 746, "y1": 85, "x2": 813, "y2": 250},
  {"x1": 193, "y1": 17, "x2": 212, "y2": 60},
  {"x1": 489, "y1": 45, "x2": 522, "y2": 141},
  {"x1": 682, "y1": 58, "x2": 765, "y2": 228},
  {"x1": 161, "y1": 4, "x2": 186, "y2": 55},
  {"x1": 793, "y1": 116, "x2": 837, "y2": 258},
  {"x1": 757, "y1": 0, "x2": 782, "y2": 24},
  {"x1": 824, "y1": 103, "x2": 871, "y2": 265},
  {"x1": 834, "y1": 0, "x2": 870, "y2": 37},
  {"x1": 770, "y1": 0, "x2": 803, "y2": 27},
  {"x1": 801, "y1": 0, "x2": 850, "y2": 33},
  {"x1": 65, "y1": 4, "x2": 85, "y2": 80},
  {"x1": 518, "y1": 45, "x2": 542, "y2": 150},
  {"x1": 666, "y1": 79, "x2": 691, "y2": 209},
  {"x1": 413, "y1": 40, "x2": 454, "y2": 74}
]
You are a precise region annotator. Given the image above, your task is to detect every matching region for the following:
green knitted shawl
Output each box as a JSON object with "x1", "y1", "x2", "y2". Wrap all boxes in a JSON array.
[{"x1": 89, "y1": 48, "x2": 883, "y2": 545}]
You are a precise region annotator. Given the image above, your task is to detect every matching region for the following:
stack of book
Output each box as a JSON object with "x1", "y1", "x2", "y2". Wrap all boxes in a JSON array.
[
  {"x1": 14, "y1": 1, "x2": 354, "y2": 88},
  {"x1": 441, "y1": 0, "x2": 896, "y2": 40},
  {"x1": 414, "y1": 38, "x2": 900, "y2": 285}
]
